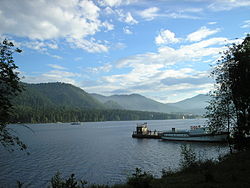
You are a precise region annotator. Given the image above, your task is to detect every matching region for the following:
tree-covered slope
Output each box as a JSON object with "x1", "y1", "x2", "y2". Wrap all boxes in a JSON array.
[
  {"x1": 10, "y1": 82, "x2": 199, "y2": 123},
  {"x1": 13, "y1": 82, "x2": 104, "y2": 109}
]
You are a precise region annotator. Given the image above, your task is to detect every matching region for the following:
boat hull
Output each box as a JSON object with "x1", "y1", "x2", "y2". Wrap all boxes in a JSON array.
[{"x1": 161, "y1": 134, "x2": 228, "y2": 142}]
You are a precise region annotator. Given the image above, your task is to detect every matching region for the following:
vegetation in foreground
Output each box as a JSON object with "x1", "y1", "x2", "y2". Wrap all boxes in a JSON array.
[{"x1": 43, "y1": 146, "x2": 250, "y2": 188}]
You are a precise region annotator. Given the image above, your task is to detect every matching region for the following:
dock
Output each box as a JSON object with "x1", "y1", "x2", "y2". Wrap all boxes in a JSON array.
[{"x1": 132, "y1": 122, "x2": 162, "y2": 139}]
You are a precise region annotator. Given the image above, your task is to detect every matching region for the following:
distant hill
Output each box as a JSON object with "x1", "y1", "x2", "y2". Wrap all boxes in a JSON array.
[
  {"x1": 91, "y1": 93, "x2": 180, "y2": 114},
  {"x1": 169, "y1": 94, "x2": 210, "y2": 115},
  {"x1": 13, "y1": 82, "x2": 104, "y2": 109},
  {"x1": 13, "y1": 82, "x2": 209, "y2": 116},
  {"x1": 11, "y1": 82, "x2": 200, "y2": 123},
  {"x1": 92, "y1": 93, "x2": 210, "y2": 115}
]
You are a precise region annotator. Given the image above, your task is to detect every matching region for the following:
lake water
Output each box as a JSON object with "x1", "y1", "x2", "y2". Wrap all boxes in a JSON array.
[{"x1": 0, "y1": 119, "x2": 229, "y2": 187}]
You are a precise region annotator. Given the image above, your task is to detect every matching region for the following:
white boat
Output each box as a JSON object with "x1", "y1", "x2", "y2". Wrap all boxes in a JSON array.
[{"x1": 161, "y1": 126, "x2": 228, "y2": 142}]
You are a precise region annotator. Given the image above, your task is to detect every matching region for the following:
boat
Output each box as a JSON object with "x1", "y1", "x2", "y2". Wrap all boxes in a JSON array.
[
  {"x1": 161, "y1": 126, "x2": 229, "y2": 142},
  {"x1": 132, "y1": 122, "x2": 162, "y2": 139}
]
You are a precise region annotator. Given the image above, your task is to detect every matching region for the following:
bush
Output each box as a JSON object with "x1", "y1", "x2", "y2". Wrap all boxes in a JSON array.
[
  {"x1": 161, "y1": 167, "x2": 175, "y2": 178},
  {"x1": 127, "y1": 168, "x2": 154, "y2": 188},
  {"x1": 179, "y1": 144, "x2": 197, "y2": 170},
  {"x1": 50, "y1": 172, "x2": 87, "y2": 188}
]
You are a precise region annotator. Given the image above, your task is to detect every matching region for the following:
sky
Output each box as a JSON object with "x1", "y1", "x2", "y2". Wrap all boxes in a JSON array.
[{"x1": 0, "y1": 0, "x2": 249, "y2": 103}]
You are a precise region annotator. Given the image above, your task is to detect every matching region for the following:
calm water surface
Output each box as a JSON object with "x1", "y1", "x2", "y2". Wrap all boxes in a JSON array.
[{"x1": 0, "y1": 119, "x2": 229, "y2": 187}]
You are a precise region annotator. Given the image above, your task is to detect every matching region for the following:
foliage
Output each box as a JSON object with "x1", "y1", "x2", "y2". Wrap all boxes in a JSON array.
[
  {"x1": 50, "y1": 172, "x2": 87, "y2": 188},
  {"x1": 0, "y1": 39, "x2": 26, "y2": 151},
  {"x1": 10, "y1": 106, "x2": 193, "y2": 124},
  {"x1": 179, "y1": 144, "x2": 197, "y2": 170},
  {"x1": 161, "y1": 167, "x2": 175, "y2": 178},
  {"x1": 127, "y1": 168, "x2": 154, "y2": 188},
  {"x1": 206, "y1": 34, "x2": 250, "y2": 149}
]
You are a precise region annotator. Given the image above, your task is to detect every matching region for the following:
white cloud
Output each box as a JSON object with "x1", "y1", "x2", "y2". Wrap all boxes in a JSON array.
[
  {"x1": 82, "y1": 35, "x2": 230, "y2": 99},
  {"x1": 88, "y1": 63, "x2": 113, "y2": 73},
  {"x1": 164, "y1": 12, "x2": 200, "y2": 20},
  {"x1": 179, "y1": 7, "x2": 203, "y2": 13},
  {"x1": 241, "y1": 20, "x2": 250, "y2": 28},
  {"x1": 48, "y1": 64, "x2": 66, "y2": 70},
  {"x1": 117, "y1": 37, "x2": 228, "y2": 68},
  {"x1": 49, "y1": 54, "x2": 63, "y2": 59},
  {"x1": 138, "y1": 6, "x2": 201, "y2": 21},
  {"x1": 187, "y1": 26, "x2": 220, "y2": 42},
  {"x1": 123, "y1": 26, "x2": 133, "y2": 34},
  {"x1": 102, "y1": 21, "x2": 114, "y2": 31},
  {"x1": 98, "y1": 0, "x2": 135, "y2": 7},
  {"x1": 0, "y1": 0, "x2": 109, "y2": 53},
  {"x1": 208, "y1": 0, "x2": 250, "y2": 11},
  {"x1": 113, "y1": 42, "x2": 127, "y2": 50},
  {"x1": 74, "y1": 57, "x2": 83, "y2": 61},
  {"x1": 22, "y1": 40, "x2": 62, "y2": 59},
  {"x1": 67, "y1": 38, "x2": 109, "y2": 53},
  {"x1": 208, "y1": 22, "x2": 217, "y2": 25},
  {"x1": 23, "y1": 41, "x2": 58, "y2": 52},
  {"x1": 155, "y1": 30, "x2": 180, "y2": 45},
  {"x1": 117, "y1": 10, "x2": 138, "y2": 25},
  {"x1": 84, "y1": 65, "x2": 213, "y2": 102},
  {"x1": 138, "y1": 7, "x2": 160, "y2": 21},
  {"x1": 124, "y1": 12, "x2": 138, "y2": 24},
  {"x1": 22, "y1": 70, "x2": 80, "y2": 86}
]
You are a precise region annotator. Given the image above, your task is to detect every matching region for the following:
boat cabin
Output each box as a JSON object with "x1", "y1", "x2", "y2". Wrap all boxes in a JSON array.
[{"x1": 136, "y1": 123, "x2": 148, "y2": 135}]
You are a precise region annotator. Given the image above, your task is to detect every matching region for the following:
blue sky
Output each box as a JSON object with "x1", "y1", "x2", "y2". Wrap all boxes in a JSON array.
[{"x1": 1, "y1": 0, "x2": 249, "y2": 103}]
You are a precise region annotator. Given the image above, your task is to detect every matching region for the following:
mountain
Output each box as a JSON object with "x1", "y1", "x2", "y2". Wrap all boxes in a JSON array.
[
  {"x1": 11, "y1": 82, "x2": 200, "y2": 123},
  {"x1": 92, "y1": 93, "x2": 210, "y2": 115},
  {"x1": 169, "y1": 94, "x2": 210, "y2": 115},
  {"x1": 13, "y1": 82, "x2": 209, "y2": 115},
  {"x1": 13, "y1": 82, "x2": 104, "y2": 109},
  {"x1": 103, "y1": 100, "x2": 124, "y2": 109},
  {"x1": 91, "y1": 93, "x2": 181, "y2": 113}
]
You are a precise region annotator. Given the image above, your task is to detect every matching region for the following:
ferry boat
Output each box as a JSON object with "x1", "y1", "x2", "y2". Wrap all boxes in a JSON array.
[
  {"x1": 132, "y1": 122, "x2": 162, "y2": 139},
  {"x1": 161, "y1": 126, "x2": 229, "y2": 142}
]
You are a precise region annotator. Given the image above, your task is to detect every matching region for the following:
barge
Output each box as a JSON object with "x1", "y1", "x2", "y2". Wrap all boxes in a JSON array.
[{"x1": 132, "y1": 122, "x2": 162, "y2": 139}]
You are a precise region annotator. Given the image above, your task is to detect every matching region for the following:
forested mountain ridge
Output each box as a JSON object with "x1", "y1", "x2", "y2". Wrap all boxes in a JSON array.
[
  {"x1": 13, "y1": 82, "x2": 104, "y2": 109},
  {"x1": 10, "y1": 82, "x2": 201, "y2": 123},
  {"x1": 91, "y1": 93, "x2": 210, "y2": 115},
  {"x1": 13, "y1": 82, "x2": 209, "y2": 114}
]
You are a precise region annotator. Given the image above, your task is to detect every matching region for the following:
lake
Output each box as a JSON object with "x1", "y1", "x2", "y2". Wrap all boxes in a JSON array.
[{"x1": 0, "y1": 119, "x2": 229, "y2": 187}]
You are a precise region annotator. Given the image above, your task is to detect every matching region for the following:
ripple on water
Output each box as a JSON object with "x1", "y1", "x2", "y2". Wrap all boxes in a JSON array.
[{"x1": 0, "y1": 119, "x2": 229, "y2": 186}]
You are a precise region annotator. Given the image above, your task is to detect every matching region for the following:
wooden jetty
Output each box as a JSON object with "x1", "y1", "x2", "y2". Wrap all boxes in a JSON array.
[{"x1": 132, "y1": 122, "x2": 162, "y2": 139}]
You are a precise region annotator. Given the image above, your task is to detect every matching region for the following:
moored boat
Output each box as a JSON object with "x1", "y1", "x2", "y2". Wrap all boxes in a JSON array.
[
  {"x1": 132, "y1": 122, "x2": 162, "y2": 139},
  {"x1": 161, "y1": 126, "x2": 229, "y2": 142}
]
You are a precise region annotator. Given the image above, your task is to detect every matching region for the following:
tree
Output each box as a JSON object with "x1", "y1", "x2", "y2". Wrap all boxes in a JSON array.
[
  {"x1": 228, "y1": 35, "x2": 250, "y2": 148},
  {"x1": 206, "y1": 35, "x2": 250, "y2": 149},
  {"x1": 0, "y1": 39, "x2": 26, "y2": 151}
]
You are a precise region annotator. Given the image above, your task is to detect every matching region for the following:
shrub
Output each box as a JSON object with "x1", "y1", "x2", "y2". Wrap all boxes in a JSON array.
[
  {"x1": 127, "y1": 168, "x2": 154, "y2": 188},
  {"x1": 50, "y1": 172, "x2": 87, "y2": 188},
  {"x1": 179, "y1": 144, "x2": 197, "y2": 170}
]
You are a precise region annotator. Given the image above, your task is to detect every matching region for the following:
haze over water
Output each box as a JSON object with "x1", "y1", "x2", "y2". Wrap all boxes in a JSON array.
[{"x1": 0, "y1": 119, "x2": 229, "y2": 187}]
